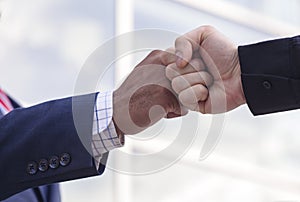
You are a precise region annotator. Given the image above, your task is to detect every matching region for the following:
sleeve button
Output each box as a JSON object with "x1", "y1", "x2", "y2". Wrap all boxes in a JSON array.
[
  {"x1": 49, "y1": 156, "x2": 59, "y2": 169},
  {"x1": 262, "y1": 81, "x2": 272, "y2": 89},
  {"x1": 38, "y1": 159, "x2": 49, "y2": 172},
  {"x1": 60, "y1": 153, "x2": 71, "y2": 167},
  {"x1": 27, "y1": 161, "x2": 38, "y2": 175}
]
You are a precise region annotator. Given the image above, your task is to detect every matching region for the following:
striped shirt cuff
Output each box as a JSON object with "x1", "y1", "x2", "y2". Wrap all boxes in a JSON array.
[{"x1": 92, "y1": 91, "x2": 124, "y2": 167}]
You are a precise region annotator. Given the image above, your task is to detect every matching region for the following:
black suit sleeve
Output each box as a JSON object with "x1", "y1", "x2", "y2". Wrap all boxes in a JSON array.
[
  {"x1": 0, "y1": 93, "x2": 108, "y2": 200},
  {"x1": 238, "y1": 36, "x2": 300, "y2": 115}
]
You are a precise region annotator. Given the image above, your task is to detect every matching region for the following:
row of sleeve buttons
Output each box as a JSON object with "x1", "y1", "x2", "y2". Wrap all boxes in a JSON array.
[{"x1": 27, "y1": 153, "x2": 71, "y2": 175}]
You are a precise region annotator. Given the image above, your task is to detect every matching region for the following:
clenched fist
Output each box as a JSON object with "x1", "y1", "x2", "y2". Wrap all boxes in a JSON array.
[{"x1": 166, "y1": 25, "x2": 246, "y2": 114}]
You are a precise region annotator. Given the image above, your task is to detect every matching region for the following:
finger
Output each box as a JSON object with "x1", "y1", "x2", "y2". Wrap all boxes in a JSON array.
[
  {"x1": 175, "y1": 26, "x2": 217, "y2": 68},
  {"x1": 166, "y1": 58, "x2": 206, "y2": 80},
  {"x1": 136, "y1": 50, "x2": 163, "y2": 67},
  {"x1": 175, "y1": 36, "x2": 193, "y2": 68},
  {"x1": 166, "y1": 112, "x2": 181, "y2": 118},
  {"x1": 171, "y1": 71, "x2": 213, "y2": 94},
  {"x1": 161, "y1": 48, "x2": 177, "y2": 66},
  {"x1": 180, "y1": 106, "x2": 189, "y2": 116},
  {"x1": 197, "y1": 101, "x2": 206, "y2": 114},
  {"x1": 165, "y1": 47, "x2": 175, "y2": 54},
  {"x1": 165, "y1": 103, "x2": 189, "y2": 119},
  {"x1": 178, "y1": 84, "x2": 209, "y2": 109},
  {"x1": 136, "y1": 50, "x2": 175, "y2": 67}
]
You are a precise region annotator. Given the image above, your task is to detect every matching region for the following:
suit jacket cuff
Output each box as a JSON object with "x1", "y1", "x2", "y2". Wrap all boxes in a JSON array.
[{"x1": 238, "y1": 36, "x2": 300, "y2": 115}]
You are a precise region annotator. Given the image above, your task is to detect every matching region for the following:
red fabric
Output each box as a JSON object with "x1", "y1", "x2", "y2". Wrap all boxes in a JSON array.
[{"x1": 0, "y1": 89, "x2": 13, "y2": 115}]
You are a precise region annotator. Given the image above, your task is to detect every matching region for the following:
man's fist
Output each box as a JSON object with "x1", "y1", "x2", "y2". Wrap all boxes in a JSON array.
[
  {"x1": 167, "y1": 25, "x2": 246, "y2": 114},
  {"x1": 113, "y1": 50, "x2": 187, "y2": 135}
]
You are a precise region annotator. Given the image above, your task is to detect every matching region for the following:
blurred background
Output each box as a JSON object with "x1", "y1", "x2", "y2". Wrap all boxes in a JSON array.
[{"x1": 1, "y1": 0, "x2": 300, "y2": 201}]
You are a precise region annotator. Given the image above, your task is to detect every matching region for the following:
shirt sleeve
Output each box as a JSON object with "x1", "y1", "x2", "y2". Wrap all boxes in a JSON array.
[
  {"x1": 238, "y1": 36, "x2": 300, "y2": 115},
  {"x1": 91, "y1": 91, "x2": 124, "y2": 167}
]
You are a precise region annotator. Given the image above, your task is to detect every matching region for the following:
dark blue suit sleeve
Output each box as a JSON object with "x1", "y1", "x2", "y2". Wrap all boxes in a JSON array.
[
  {"x1": 238, "y1": 36, "x2": 300, "y2": 115},
  {"x1": 0, "y1": 93, "x2": 108, "y2": 200}
]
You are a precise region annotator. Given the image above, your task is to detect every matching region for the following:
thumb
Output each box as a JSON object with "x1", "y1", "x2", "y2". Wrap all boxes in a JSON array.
[
  {"x1": 175, "y1": 25, "x2": 217, "y2": 69},
  {"x1": 165, "y1": 109, "x2": 188, "y2": 119},
  {"x1": 175, "y1": 36, "x2": 193, "y2": 69},
  {"x1": 165, "y1": 105, "x2": 189, "y2": 119}
]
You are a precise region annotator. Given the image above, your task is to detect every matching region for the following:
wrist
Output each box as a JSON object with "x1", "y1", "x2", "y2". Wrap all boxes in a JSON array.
[
  {"x1": 112, "y1": 89, "x2": 126, "y2": 135},
  {"x1": 233, "y1": 48, "x2": 246, "y2": 106},
  {"x1": 112, "y1": 89, "x2": 145, "y2": 135}
]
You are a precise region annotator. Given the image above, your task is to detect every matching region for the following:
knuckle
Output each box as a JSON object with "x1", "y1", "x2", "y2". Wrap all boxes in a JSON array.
[
  {"x1": 166, "y1": 65, "x2": 177, "y2": 80},
  {"x1": 175, "y1": 37, "x2": 182, "y2": 46},
  {"x1": 175, "y1": 36, "x2": 188, "y2": 48},
  {"x1": 165, "y1": 66, "x2": 173, "y2": 80},
  {"x1": 166, "y1": 63, "x2": 181, "y2": 80},
  {"x1": 150, "y1": 50, "x2": 161, "y2": 55},
  {"x1": 178, "y1": 93, "x2": 189, "y2": 105},
  {"x1": 162, "y1": 52, "x2": 176, "y2": 65},
  {"x1": 198, "y1": 85, "x2": 208, "y2": 94},
  {"x1": 201, "y1": 25, "x2": 215, "y2": 32},
  {"x1": 171, "y1": 78, "x2": 181, "y2": 93},
  {"x1": 165, "y1": 47, "x2": 175, "y2": 53},
  {"x1": 179, "y1": 88, "x2": 196, "y2": 105},
  {"x1": 149, "y1": 50, "x2": 162, "y2": 58}
]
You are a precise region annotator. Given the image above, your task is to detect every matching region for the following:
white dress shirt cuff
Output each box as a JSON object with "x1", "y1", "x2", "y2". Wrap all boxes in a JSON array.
[{"x1": 91, "y1": 91, "x2": 124, "y2": 168}]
